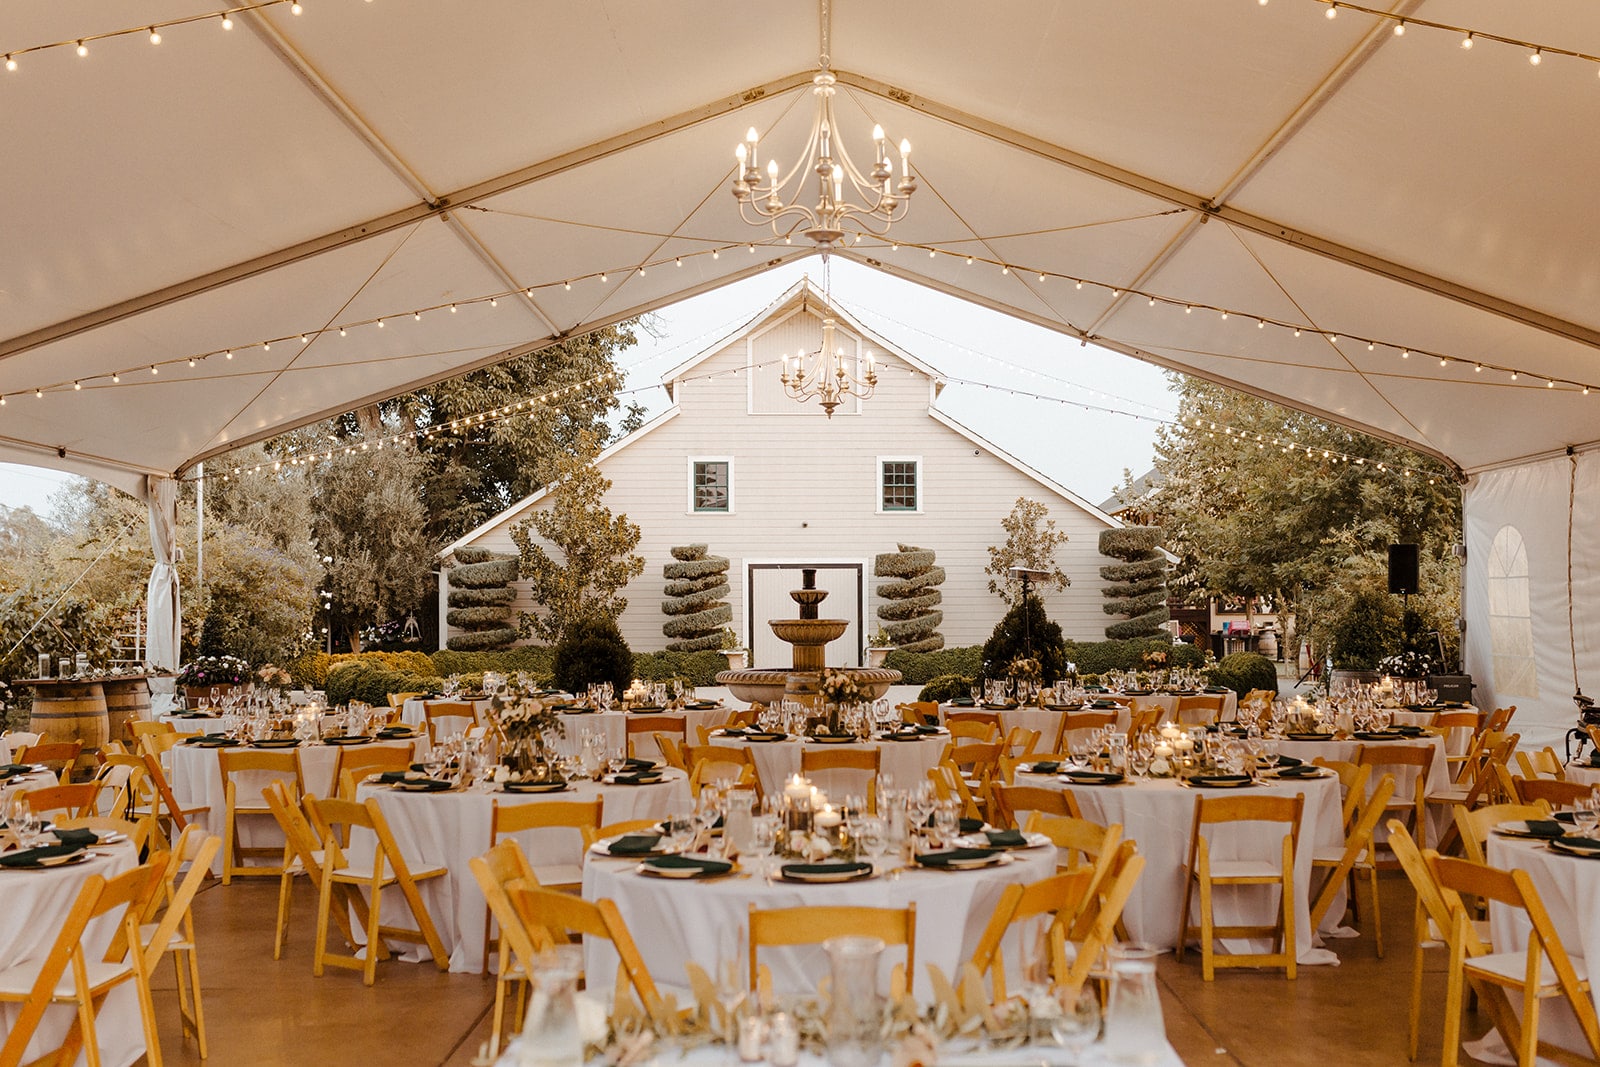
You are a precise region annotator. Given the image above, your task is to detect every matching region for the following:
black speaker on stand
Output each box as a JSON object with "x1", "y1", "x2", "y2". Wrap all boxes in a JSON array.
[{"x1": 1389, "y1": 543, "x2": 1420, "y2": 625}]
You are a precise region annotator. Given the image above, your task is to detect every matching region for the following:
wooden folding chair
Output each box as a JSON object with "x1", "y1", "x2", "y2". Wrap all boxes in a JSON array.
[
  {"x1": 422, "y1": 701, "x2": 477, "y2": 744},
  {"x1": 219, "y1": 749, "x2": 303, "y2": 884},
  {"x1": 303, "y1": 795, "x2": 449, "y2": 985},
  {"x1": 927, "y1": 762, "x2": 983, "y2": 822},
  {"x1": 965, "y1": 869, "x2": 1097, "y2": 1003},
  {"x1": 260, "y1": 781, "x2": 353, "y2": 962},
  {"x1": 992, "y1": 783, "x2": 1082, "y2": 829},
  {"x1": 1026, "y1": 812, "x2": 1124, "y2": 895},
  {"x1": 491, "y1": 798, "x2": 602, "y2": 891},
  {"x1": 1511, "y1": 776, "x2": 1597, "y2": 808},
  {"x1": 748, "y1": 903, "x2": 915, "y2": 993},
  {"x1": 1125, "y1": 707, "x2": 1162, "y2": 744},
  {"x1": 1002, "y1": 726, "x2": 1042, "y2": 758},
  {"x1": 0, "y1": 861, "x2": 166, "y2": 1067},
  {"x1": 684, "y1": 745, "x2": 761, "y2": 799},
  {"x1": 137, "y1": 749, "x2": 207, "y2": 839},
  {"x1": 1357, "y1": 743, "x2": 1435, "y2": 853},
  {"x1": 1311, "y1": 758, "x2": 1371, "y2": 834},
  {"x1": 1054, "y1": 710, "x2": 1118, "y2": 754},
  {"x1": 1452, "y1": 802, "x2": 1553, "y2": 867},
  {"x1": 18, "y1": 741, "x2": 83, "y2": 783},
  {"x1": 799, "y1": 747, "x2": 880, "y2": 812},
  {"x1": 469, "y1": 840, "x2": 547, "y2": 1058},
  {"x1": 1430, "y1": 854, "x2": 1600, "y2": 1067},
  {"x1": 1309, "y1": 773, "x2": 1396, "y2": 955},
  {"x1": 1387, "y1": 820, "x2": 1490, "y2": 1061},
  {"x1": 1515, "y1": 747, "x2": 1566, "y2": 781},
  {"x1": 1176, "y1": 694, "x2": 1225, "y2": 726},
  {"x1": 653, "y1": 733, "x2": 687, "y2": 771},
  {"x1": 20, "y1": 783, "x2": 99, "y2": 819},
  {"x1": 334, "y1": 745, "x2": 415, "y2": 800},
  {"x1": 1063, "y1": 840, "x2": 1147, "y2": 996},
  {"x1": 1177, "y1": 792, "x2": 1304, "y2": 980},
  {"x1": 898, "y1": 700, "x2": 938, "y2": 725},
  {"x1": 506, "y1": 883, "x2": 668, "y2": 1026},
  {"x1": 1482, "y1": 706, "x2": 1517, "y2": 734},
  {"x1": 1429, "y1": 711, "x2": 1480, "y2": 776},
  {"x1": 135, "y1": 827, "x2": 222, "y2": 1058},
  {"x1": 627, "y1": 715, "x2": 685, "y2": 762}
]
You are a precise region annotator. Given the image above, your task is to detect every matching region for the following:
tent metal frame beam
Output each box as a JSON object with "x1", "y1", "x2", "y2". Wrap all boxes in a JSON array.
[{"x1": 175, "y1": 251, "x2": 812, "y2": 474}]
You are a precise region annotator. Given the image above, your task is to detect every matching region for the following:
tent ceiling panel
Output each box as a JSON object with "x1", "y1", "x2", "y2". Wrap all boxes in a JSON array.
[
  {"x1": 0, "y1": 2, "x2": 420, "y2": 340},
  {"x1": 1230, "y1": 9, "x2": 1600, "y2": 331},
  {"x1": 832, "y1": 1, "x2": 1375, "y2": 197}
]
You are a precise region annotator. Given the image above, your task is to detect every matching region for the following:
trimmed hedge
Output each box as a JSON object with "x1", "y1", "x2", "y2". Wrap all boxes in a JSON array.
[
  {"x1": 918, "y1": 673, "x2": 976, "y2": 703},
  {"x1": 324, "y1": 660, "x2": 444, "y2": 705},
  {"x1": 662, "y1": 544, "x2": 731, "y2": 652},
  {"x1": 630, "y1": 650, "x2": 729, "y2": 687},
  {"x1": 1060, "y1": 638, "x2": 1203, "y2": 674},
  {"x1": 884, "y1": 646, "x2": 984, "y2": 685},
  {"x1": 873, "y1": 544, "x2": 945, "y2": 652},
  {"x1": 1207, "y1": 652, "x2": 1279, "y2": 698}
]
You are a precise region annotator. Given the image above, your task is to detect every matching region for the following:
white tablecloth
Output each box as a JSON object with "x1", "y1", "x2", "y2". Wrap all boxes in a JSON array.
[
  {"x1": 707, "y1": 736, "x2": 947, "y2": 796},
  {"x1": 584, "y1": 845, "x2": 1057, "y2": 1000},
  {"x1": 0, "y1": 843, "x2": 142, "y2": 1067},
  {"x1": 1023, "y1": 771, "x2": 1344, "y2": 964},
  {"x1": 1486, "y1": 833, "x2": 1600, "y2": 1061},
  {"x1": 169, "y1": 737, "x2": 424, "y2": 872},
  {"x1": 399, "y1": 697, "x2": 494, "y2": 735},
  {"x1": 1565, "y1": 762, "x2": 1600, "y2": 787},
  {"x1": 543, "y1": 708, "x2": 734, "y2": 761},
  {"x1": 355, "y1": 770, "x2": 691, "y2": 973}
]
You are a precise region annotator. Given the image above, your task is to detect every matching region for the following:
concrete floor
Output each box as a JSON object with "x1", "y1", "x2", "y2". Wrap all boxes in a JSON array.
[{"x1": 138, "y1": 870, "x2": 1503, "y2": 1067}]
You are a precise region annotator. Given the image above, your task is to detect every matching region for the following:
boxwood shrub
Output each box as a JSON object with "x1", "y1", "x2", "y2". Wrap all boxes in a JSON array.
[{"x1": 1206, "y1": 652, "x2": 1279, "y2": 697}]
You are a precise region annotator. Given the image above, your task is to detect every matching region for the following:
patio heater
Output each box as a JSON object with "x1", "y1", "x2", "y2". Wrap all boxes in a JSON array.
[{"x1": 1008, "y1": 567, "x2": 1053, "y2": 659}]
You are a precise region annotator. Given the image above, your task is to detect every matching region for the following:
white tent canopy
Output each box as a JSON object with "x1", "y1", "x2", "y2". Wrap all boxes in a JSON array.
[{"x1": 6, "y1": 1, "x2": 1598, "y2": 743}]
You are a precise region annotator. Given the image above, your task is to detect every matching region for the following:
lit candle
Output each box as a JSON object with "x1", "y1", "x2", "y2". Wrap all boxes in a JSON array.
[
  {"x1": 814, "y1": 804, "x2": 841, "y2": 830},
  {"x1": 1174, "y1": 735, "x2": 1194, "y2": 753},
  {"x1": 784, "y1": 774, "x2": 811, "y2": 804}
]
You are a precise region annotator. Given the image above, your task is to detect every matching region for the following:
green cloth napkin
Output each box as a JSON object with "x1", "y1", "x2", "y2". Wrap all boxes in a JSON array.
[
  {"x1": 610, "y1": 771, "x2": 664, "y2": 785},
  {"x1": 1276, "y1": 755, "x2": 1304, "y2": 768},
  {"x1": 1191, "y1": 774, "x2": 1253, "y2": 787},
  {"x1": 1026, "y1": 761, "x2": 1061, "y2": 774},
  {"x1": 0, "y1": 842, "x2": 83, "y2": 867},
  {"x1": 606, "y1": 834, "x2": 662, "y2": 855},
  {"x1": 1524, "y1": 820, "x2": 1566, "y2": 838},
  {"x1": 985, "y1": 829, "x2": 1027, "y2": 847},
  {"x1": 1554, "y1": 835, "x2": 1600, "y2": 852},
  {"x1": 1089, "y1": 700, "x2": 1121, "y2": 709},
  {"x1": 0, "y1": 764, "x2": 32, "y2": 777},
  {"x1": 720, "y1": 727, "x2": 748, "y2": 736},
  {"x1": 51, "y1": 827, "x2": 97, "y2": 847},
  {"x1": 950, "y1": 697, "x2": 975, "y2": 706},
  {"x1": 916, "y1": 847, "x2": 999, "y2": 868},
  {"x1": 1276, "y1": 764, "x2": 1322, "y2": 778},
  {"x1": 642, "y1": 855, "x2": 731, "y2": 874},
  {"x1": 1065, "y1": 770, "x2": 1124, "y2": 784},
  {"x1": 781, "y1": 862, "x2": 871, "y2": 878}
]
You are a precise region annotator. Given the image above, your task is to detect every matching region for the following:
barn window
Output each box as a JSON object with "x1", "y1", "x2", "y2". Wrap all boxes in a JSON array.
[
  {"x1": 690, "y1": 458, "x2": 732, "y2": 513},
  {"x1": 879, "y1": 458, "x2": 920, "y2": 513}
]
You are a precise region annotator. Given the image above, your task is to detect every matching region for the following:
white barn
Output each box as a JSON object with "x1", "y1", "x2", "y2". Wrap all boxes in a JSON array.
[{"x1": 441, "y1": 281, "x2": 1128, "y2": 665}]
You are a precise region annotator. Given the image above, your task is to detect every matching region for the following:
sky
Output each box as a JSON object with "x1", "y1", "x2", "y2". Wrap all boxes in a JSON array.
[{"x1": 0, "y1": 257, "x2": 1178, "y2": 518}]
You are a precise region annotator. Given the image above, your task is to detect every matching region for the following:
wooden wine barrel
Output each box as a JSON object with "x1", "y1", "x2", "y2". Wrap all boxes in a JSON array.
[
  {"x1": 102, "y1": 676, "x2": 152, "y2": 744},
  {"x1": 27, "y1": 679, "x2": 108, "y2": 780}
]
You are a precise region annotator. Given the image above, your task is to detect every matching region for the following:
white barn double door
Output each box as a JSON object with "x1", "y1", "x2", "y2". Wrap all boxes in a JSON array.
[{"x1": 746, "y1": 562, "x2": 865, "y2": 670}]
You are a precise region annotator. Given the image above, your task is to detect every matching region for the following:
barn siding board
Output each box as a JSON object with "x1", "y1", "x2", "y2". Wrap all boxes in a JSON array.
[{"x1": 444, "y1": 283, "x2": 1128, "y2": 657}]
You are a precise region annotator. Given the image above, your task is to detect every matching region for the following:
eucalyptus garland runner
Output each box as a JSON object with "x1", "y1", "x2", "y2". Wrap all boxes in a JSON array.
[
  {"x1": 660, "y1": 544, "x2": 732, "y2": 652},
  {"x1": 873, "y1": 544, "x2": 946, "y2": 652}
]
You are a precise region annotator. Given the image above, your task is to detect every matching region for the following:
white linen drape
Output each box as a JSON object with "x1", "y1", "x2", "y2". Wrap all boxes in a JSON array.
[{"x1": 144, "y1": 474, "x2": 181, "y2": 671}]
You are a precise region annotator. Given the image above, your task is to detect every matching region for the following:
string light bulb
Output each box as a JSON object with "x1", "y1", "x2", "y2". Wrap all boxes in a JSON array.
[
  {"x1": 1393, "y1": 20, "x2": 1405, "y2": 36},
  {"x1": 75, "y1": 41, "x2": 87, "y2": 57},
  {"x1": 290, "y1": 1, "x2": 302, "y2": 12},
  {"x1": 1325, "y1": 3, "x2": 1338, "y2": 18},
  {"x1": 1461, "y1": 32, "x2": 1474, "y2": 49},
  {"x1": 220, "y1": 13, "x2": 233, "y2": 29},
  {"x1": 1530, "y1": 49, "x2": 1542, "y2": 66},
  {"x1": 4, "y1": 55, "x2": 14, "y2": 71},
  {"x1": 148, "y1": 28, "x2": 161, "y2": 44}
]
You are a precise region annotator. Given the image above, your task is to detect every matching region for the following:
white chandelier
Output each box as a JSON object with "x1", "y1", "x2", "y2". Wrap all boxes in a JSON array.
[
  {"x1": 780, "y1": 294, "x2": 877, "y2": 418},
  {"x1": 730, "y1": 1, "x2": 917, "y2": 250}
]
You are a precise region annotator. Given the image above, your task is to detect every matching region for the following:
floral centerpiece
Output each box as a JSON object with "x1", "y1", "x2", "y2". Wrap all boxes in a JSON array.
[
  {"x1": 177, "y1": 655, "x2": 250, "y2": 688},
  {"x1": 489, "y1": 682, "x2": 565, "y2": 780},
  {"x1": 255, "y1": 663, "x2": 293, "y2": 690},
  {"x1": 1378, "y1": 651, "x2": 1436, "y2": 679},
  {"x1": 818, "y1": 667, "x2": 869, "y2": 735},
  {"x1": 1006, "y1": 656, "x2": 1042, "y2": 685}
]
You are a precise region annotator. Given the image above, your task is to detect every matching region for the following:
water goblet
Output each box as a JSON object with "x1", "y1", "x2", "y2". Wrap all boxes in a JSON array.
[
  {"x1": 1050, "y1": 987, "x2": 1102, "y2": 1063},
  {"x1": 932, "y1": 800, "x2": 959, "y2": 846}
]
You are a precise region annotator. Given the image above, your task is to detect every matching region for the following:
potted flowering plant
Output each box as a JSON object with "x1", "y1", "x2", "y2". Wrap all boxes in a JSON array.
[
  {"x1": 1378, "y1": 650, "x2": 1437, "y2": 679},
  {"x1": 177, "y1": 654, "x2": 251, "y2": 706}
]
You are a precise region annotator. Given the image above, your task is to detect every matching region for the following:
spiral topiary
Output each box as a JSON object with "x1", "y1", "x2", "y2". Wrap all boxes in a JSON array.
[
  {"x1": 1097, "y1": 527, "x2": 1170, "y2": 641},
  {"x1": 661, "y1": 544, "x2": 732, "y2": 652},
  {"x1": 446, "y1": 546, "x2": 519, "y2": 651},
  {"x1": 873, "y1": 544, "x2": 946, "y2": 653}
]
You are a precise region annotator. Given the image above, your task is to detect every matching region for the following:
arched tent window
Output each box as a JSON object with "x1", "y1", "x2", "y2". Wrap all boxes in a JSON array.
[{"x1": 1487, "y1": 525, "x2": 1537, "y2": 697}]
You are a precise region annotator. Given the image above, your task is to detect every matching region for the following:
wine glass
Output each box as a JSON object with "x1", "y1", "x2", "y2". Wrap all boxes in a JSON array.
[
  {"x1": 607, "y1": 745, "x2": 628, "y2": 777},
  {"x1": 714, "y1": 951, "x2": 746, "y2": 1060},
  {"x1": 932, "y1": 800, "x2": 959, "y2": 846},
  {"x1": 909, "y1": 782, "x2": 937, "y2": 841},
  {"x1": 1050, "y1": 987, "x2": 1102, "y2": 1062}
]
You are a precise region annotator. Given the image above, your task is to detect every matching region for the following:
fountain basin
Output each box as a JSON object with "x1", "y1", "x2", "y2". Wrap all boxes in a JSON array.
[{"x1": 715, "y1": 667, "x2": 902, "y2": 708}]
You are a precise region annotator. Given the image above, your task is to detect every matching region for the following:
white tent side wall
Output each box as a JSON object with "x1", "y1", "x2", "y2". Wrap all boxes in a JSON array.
[{"x1": 1462, "y1": 454, "x2": 1600, "y2": 754}]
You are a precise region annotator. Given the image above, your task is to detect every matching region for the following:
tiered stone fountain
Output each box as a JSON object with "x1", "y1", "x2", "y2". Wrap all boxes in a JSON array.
[{"x1": 716, "y1": 568, "x2": 900, "y2": 706}]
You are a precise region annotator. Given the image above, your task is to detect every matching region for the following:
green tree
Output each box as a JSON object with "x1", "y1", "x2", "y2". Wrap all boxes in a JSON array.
[
  {"x1": 1147, "y1": 376, "x2": 1461, "y2": 661},
  {"x1": 985, "y1": 497, "x2": 1070, "y2": 606},
  {"x1": 511, "y1": 429, "x2": 645, "y2": 643},
  {"x1": 310, "y1": 445, "x2": 435, "y2": 651}
]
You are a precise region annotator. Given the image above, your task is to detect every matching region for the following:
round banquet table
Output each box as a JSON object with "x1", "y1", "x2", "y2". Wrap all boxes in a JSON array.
[
  {"x1": 354, "y1": 768, "x2": 691, "y2": 973},
  {"x1": 1485, "y1": 831, "x2": 1600, "y2": 1060},
  {"x1": 583, "y1": 844, "x2": 1057, "y2": 1001},
  {"x1": 707, "y1": 734, "x2": 947, "y2": 796},
  {"x1": 0, "y1": 842, "x2": 142, "y2": 1067},
  {"x1": 169, "y1": 736, "x2": 426, "y2": 871},
  {"x1": 1565, "y1": 761, "x2": 1600, "y2": 788},
  {"x1": 1276, "y1": 733, "x2": 1451, "y2": 845},
  {"x1": 1011, "y1": 769, "x2": 1345, "y2": 964},
  {"x1": 542, "y1": 707, "x2": 734, "y2": 761}
]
